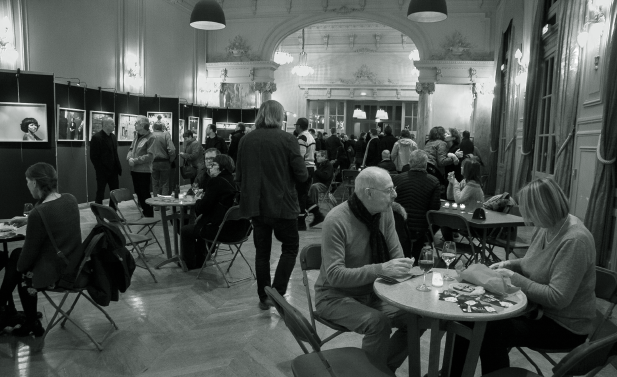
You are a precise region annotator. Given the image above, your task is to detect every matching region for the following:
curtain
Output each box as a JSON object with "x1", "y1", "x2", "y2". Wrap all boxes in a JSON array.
[
  {"x1": 486, "y1": 34, "x2": 505, "y2": 195},
  {"x1": 514, "y1": 0, "x2": 546, "y2": 193},
  {"x1": 585, "y1": 1, "x2": 617, "y2": 267},
  {"x1": 553, "y1": 0, "x2": 586, "y2": 196}
]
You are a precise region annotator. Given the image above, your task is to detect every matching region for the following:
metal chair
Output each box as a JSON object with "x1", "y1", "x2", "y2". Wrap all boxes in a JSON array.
[
  {"x1": 110, "y1": 188, "x2": 165, "y2": 255},
  {"x1": 484, "y1": 331, "x2": 617, "y2": 377},
  {"x1": 90, "y1": 203, "x2": 158, "y2": 283},
  {"x1": 264, "y1": 287, "x2": 395, "y2": 377},
  {"x1": 299, "y1": 244, "x2": 350, "y2": 346},
  {"x1": 40, "y1": 234, "x2": 118, "y2": 351},
  {"x1": 196, "y1": 206, "x2": 255, "y2": 287},
  {"x1": 426, "y1": 210, "x2": 479, "y2": 266},
  {"x1": 515, "y1": 267, "x2": 617, "y2": 376},
  {"x1": 318, "y1": 167, "x2": 340, "y2": 208},
  {"x1": 340, "y1": 169, "x2": 360, "y2": 201},
  {"x1": 485, "y1": 206, "x2": 529, "y2": 260}
]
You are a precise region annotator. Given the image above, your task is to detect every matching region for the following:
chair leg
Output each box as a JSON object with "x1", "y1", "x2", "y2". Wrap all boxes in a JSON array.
[
  {"x1": 515, "y1": 347, "x2": 544, "y2": 376},
  {"x1": 133, "y1": 243, "x2": 158, "y2": 283},
  {"x1": 81, "y1": 293, "x2": 119, "y2": 330},
  {"x1": 146, "y1": 226, "x2": 166, "y2": 254},
  {"x1": 60, "y1": 291, "x2": 83, "y2": 328},
  {"x1": 41, "y1": 291, "x2": 70, "y2": 343}
]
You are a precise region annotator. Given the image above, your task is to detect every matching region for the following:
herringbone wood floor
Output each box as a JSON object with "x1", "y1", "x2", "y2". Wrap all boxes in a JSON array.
[{"x1": 0, "y1": 200, "x2": 615, "y2": 377}]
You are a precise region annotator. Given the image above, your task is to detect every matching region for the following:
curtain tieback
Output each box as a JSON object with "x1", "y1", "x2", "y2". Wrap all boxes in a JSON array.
[
  {"x1": 596, "y1": 134, "x2": 616, "y2": 164},
  {"x1": 521, "y1": 149, "x2": 532, "y2": 156}
]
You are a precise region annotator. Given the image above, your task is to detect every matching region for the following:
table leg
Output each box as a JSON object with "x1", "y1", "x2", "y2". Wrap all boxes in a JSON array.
[
  {"x1": 159, "y1": 206, "x2": 172, "y2": 260},
  {"x1": 428, "y1": 320, "x2": 443, "y2": 377},
  {"x1": 408, "y1": 314, "x2": 422, "y2": 377},
  {"x1": 481, "y1": 228, "x2": 487, "y2": 264},
  {"x1": 177, "y1": 207, "x2": 187, "y2": 272},
  {"x1": 154, "y1": 205, "x2": 186, "y2": 270},
  {"x1": 441, "y1": 331, "x2": 455, "y2": 377},
  {"x1": 461, "y1": 321, "x2": 487, "y2": 377}
]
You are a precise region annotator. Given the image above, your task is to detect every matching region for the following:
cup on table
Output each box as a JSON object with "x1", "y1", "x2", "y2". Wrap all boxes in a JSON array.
[{"x1": 23, "y1": 203, "x2": 34, "y2": 217}]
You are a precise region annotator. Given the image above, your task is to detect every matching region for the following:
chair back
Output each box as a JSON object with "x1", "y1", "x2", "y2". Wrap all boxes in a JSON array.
[
  {"x1": 590, "y1": 267, "x2": 617, "y2": 340},
  {"x1": 299, "y1": 244, "x2": 322, "y2": 328},
  {"x1": 209, "y1": 205, "x2": 252, "y2": 245},
  {"x1": 341, "y1": 169, "x2": 360, "y2": 185},
  {"x1": 552, "y1": 331, "x2": 617, "y2": 377},
  {"x1": 110, "y1": 188, "x2": 143, "y2": 219},
  {"x1": 265, "y1": 286, "x2": 322, "y2": 354},
  {"x1": 426, "y1": 210, "x2": 477, "y2": 255}
]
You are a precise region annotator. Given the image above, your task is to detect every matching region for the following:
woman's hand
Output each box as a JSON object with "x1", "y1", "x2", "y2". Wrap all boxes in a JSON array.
[
  {"x1": 490, "y1": 261, "x2": 510, "y2": 269},
  {"x1": 494, "y1": 268, "x2": 514, "y2": 278},
  {"x1": 455, "y1": 149, "x2": 464, "y2": 159},
  {"x1": 9, "y1": 216, "x2": 27, "y2": 227},
  {"x1": 447, "y1": 172, "x2": 456, "y2": 183}
]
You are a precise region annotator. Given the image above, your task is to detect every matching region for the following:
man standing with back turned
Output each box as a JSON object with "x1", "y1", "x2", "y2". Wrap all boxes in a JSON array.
[
  {"x1": 236, "y1": 100, "x2": 308, "y2": 310},
  {"x1": 127, "y1": 116, "x2": 155, "y2": 217},
  {"x1": 90, "y1": 116, "x2": 122, "y2": 210}
]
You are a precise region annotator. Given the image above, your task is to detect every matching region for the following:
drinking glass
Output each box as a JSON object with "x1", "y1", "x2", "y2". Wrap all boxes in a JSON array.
[
  {"x1": 23, "y1": 203, "x2": 34, "y2": 217},
  {"x1": 416, "y1": 248, "x2": 434, "y2": 292},
  {"x1": 442, "y1": 241, "x2": 456, "y2": 282}
]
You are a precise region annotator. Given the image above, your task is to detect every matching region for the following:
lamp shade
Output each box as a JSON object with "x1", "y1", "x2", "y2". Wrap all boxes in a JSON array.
[
  {"x1": 407, "y1": 0, "x2": 448, "y2": 23},
  {"x1": 190, "y1": 0, "x2": 226, "y2": 30}
]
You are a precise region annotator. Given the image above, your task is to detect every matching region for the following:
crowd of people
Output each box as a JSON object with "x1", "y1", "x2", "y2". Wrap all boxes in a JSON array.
[{"x1": 0, "y1": 100, "x2": 599, "y2": 377}]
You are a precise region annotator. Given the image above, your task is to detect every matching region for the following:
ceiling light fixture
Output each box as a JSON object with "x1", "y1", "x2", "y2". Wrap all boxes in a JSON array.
[
  {"x1": 274, "y1": 46, "x2": 294, "y2": 65},
  {"x1": 376, "y1": 109, "x2": 389, "y2": 120},
  {"x1": 190, "y1": 0, "x2": 226, "y2": 30},
  {"x1": 352, "y1": 109, "x2": 367, "y2": 119},
  {"x1": 407, "y1": 0, "x2": 448, "y2": 23},
  {"x1": 360, "y1": 92, "x2": 367, "y2": 96},
  {"x1": 292, "y1": 29, "x2": 314, "y2": 77}
]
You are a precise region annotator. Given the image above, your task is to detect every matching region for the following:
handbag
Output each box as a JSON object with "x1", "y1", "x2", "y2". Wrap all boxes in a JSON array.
[{"x1": 180, "y1": 160, "x2": 197, "y2": 179}]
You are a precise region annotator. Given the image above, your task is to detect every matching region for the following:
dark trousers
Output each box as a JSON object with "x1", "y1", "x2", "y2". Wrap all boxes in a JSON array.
[
  {"x1": 252, "y1": 216, "x2": 299, "y2": 302},
  {"x1": 95, "y1": 170, "x2": 120, "y2": 210},
  {"x1": 295, "y1": 167, "x2": 315, "y2": 214},
  {"x1": 450, "y1": 316, "x2": 588, "y2": 376},
  {"x1": 0, "y1": 249, "x2": 37, "y2": 321},
  {"x1": 131, "y1": 171, "x2": 153, "y2": 217}
]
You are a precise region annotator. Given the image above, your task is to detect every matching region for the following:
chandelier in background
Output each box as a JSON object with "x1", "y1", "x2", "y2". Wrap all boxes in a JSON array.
[
  {"x1": 352, "y1": 108, "x2": 367, "y2": 119},
  {"x1": 274, "y1": 47, "x2": 293, "y2": 65},
  {"x1": 376, "y1": 109, "x2": 389, "y2": 120},
  {"x1": 292, "y1": 29, "x2": 314, "y2": 77}
]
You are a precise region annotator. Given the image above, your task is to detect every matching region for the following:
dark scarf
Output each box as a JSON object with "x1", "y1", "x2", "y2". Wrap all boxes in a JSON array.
[{"x1": 347, "y1": 193, "x2": 390, "y2": 264}]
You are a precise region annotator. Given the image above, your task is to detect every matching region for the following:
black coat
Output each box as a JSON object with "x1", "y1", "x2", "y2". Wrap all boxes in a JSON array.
[
  {"x1": 204, "y1": 135, "x2": 229, "y2": 155},
  {"x1": 379, "y1": 134, "x2": 398, "y2": 155},
  {"x1": 392, "y1": 170, "x2": 441, "y2": 234},
  {"x1": 325, "y1": 135, "x2": 343, "y2": 160},
  {"x1": 227, "y1": 130, "x2": 244, "y2": 162},
  {"x1": 364, "y1": 137, "x2": 381, "y2": 167},
  {"x1": 90, "y1": 130, "x2": 122, "y2": 175}
]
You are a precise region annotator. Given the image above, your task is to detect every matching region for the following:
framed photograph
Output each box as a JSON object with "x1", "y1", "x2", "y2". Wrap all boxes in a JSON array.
[
  {"x1": 178, "y1": 119, "x2": 185, "y2": 143},
  {"x1": 147, "y1": 111, "x2": 172, "y2": 132},
  {"x1": 117, "y1": 113, "x2": 141, "y2": 142},
  {"x1": 188, "y1": 116, "x2": 199, "y2": 141},
  {"x1": 0, "y1": 102, "x2": 48, "y2": 142},
  {"x1": 201, "y1": 117, "x2": 212, "y2": 142},
  {"x1": 89, "y1": 111, "x2": 115, "y2": 140},
  {"x1": 57, "y1": 107, "x2": 86, "y2": 141}
]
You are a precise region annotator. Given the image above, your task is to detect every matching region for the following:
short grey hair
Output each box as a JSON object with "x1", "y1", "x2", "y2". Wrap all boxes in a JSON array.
[
  {"x1": 355, "y1": 167, "x2": 388, "y2": 198},
  {"x1": 381, "y1": 150, "x2": 391, "y2": 160},
  {"x1": 409, "y1": 150, "x2": 428, "y2": 169},
  {"x1": 101, "y1": 117, "x2": 114, "y2": 126},
  {"x1": 135, "y1": 116, "x2": 150, "y2": 130}
]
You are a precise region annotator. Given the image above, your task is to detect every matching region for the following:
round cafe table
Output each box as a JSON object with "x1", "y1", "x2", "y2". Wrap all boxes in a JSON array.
[
  {"x1": 0, "y1": 219, "x2": 25, "y2": 253},
  {"x1": 374, "y1": 268, "x2": 527, "y2": 377},
  {"x1": 145, "y1": 196, "x2": 197, "y2": 272}
]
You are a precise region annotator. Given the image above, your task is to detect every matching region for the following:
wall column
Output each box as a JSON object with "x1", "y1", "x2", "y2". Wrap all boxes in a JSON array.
[{"x1": 416, "y1": 82, "x2": 435, "y2": 148}]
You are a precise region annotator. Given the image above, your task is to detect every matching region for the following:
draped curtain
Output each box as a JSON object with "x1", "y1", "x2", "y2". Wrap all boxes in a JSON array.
[
  {"x1": 553, "y1": 0, "x2": 586, "y2": 196},
  {"x1": 514, "y1": 0, "x2": 546, "y2": 192},
  {"x1": 486, "y1": 34, "x2": 505, "y2": 195},
  {"x1": 585, "y1": 1, "x2": 617, "y2": 267}
]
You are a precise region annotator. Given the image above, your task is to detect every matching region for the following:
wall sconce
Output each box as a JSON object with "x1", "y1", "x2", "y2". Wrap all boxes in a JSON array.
[
  {"x1": 125, "y1": 53, "x2": 142, "y2": 87},
  {"x1": 514, "y1": 48, "x2": 528, "y2": 86},
  {"x1": 374, "y1": 34, "x2": 381, "y2": 49},
  {"x1": 0, "y1": 16, "x2": 18, "y2": 65},
  {"x1": 577, "y1": 0, "x2": 608, "y2": 48}
]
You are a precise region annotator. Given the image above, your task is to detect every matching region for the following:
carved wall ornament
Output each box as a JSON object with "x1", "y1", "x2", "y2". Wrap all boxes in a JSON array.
[
  {"x1": 324, "y1": 0, "x2": 366, "y2": 14},
  {"x1": 349, "y1": 88, "x2": 354, "y2": 98},
  {"x1": 249, "y1": 68, "x2": 255, "y2": 81},
  {"x1": 287, "y1": 0, "x2": 292, "y2": 13},
  {"x1": 469, "y1": 67, "x2": 477, "y2": 82},
  {"x1": 209, "y1": 35, "x2": 261, "y2": 62},
  {"x1": 401, "y1": 34, "x2": 407, "y2": 49},
  {"x1": 428, "y1": 30, "x2": 492, "y2": 61},
  {"x1": 372, "y1": 89, "x2": 378, "y2": 97},
  {"x1": 326, "y1": 88, "x2": 331, "y2": 98},
  {"x1": 416, "y1": 82, "x2": 435, "y2": 95},
  {"x1": 304, "y1": 89, "x2": 309, "y2": 98},
  {"x1": 354, "y1": 48, "x2": 376, "y2": 54},
  {"x1": 349, "y1": 34, "x2": 356, "y2": 49},
  {"x1": 254, "y1": 82, "x2": 277, "y2": 94},
  {"x1": 323, "y1": 35, "x2": 329, "y2": 49},
  {"x1": 336, "y1": 64, "x2": 383, "y2": 84},
  {"x1": 396, "y1": 89, "x2": 401, "y2": 99},
  {"x1": 220, "y1": 68, "x2": 227, "y2": 82},
  {"x1": 436, "y1": 68, "x2": 442, "y2": 82}
]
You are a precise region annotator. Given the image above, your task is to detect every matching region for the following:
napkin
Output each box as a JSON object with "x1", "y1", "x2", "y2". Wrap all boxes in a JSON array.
[{"x1": 458, "y1": 264, "x2": 520, "y2": 296}]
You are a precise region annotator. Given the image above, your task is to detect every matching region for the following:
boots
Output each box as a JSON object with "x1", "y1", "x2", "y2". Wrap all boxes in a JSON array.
[
  {"x1": 297, "y1": 215, "x2": 307, "y2": 231},
  {"x1": 309, "y1": 207, "x2": 325, "y2": 228},
  {"x1": 11, "y1": 319, "x2": 45, "y2": 337}
]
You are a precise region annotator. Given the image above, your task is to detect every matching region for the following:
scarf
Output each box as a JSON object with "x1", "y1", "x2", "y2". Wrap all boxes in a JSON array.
[{"x1": 347, "y1": 193, "x2": 390, "y2": 264}]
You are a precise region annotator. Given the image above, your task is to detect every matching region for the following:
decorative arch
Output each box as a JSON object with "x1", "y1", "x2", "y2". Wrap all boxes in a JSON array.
[{"x1": 258, "y1": 12, "x2": 432, "y2": 62}]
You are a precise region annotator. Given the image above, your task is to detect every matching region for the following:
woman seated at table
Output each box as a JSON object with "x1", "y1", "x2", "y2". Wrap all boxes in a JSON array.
[
  {"x1": 446, "y1": 156, "x2": 484, "y2": 207},
  {"x1": 181, "y1": 154, "x2": 250, "y2": 270},
  {"x1": 449, "y1": 177, "x2": 596, "y2": 376},
  {"x1": 0, "y1": 163, "x2": 82, "y2": 336}
]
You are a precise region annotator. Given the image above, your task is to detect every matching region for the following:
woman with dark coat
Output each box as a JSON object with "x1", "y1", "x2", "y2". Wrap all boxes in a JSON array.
[
  {"x1": 444, "y1": 127, "x2": 463, "y2": 182},
  {"x1": 180, "y1": 154, "x2": 250, "y2": 269},
  {"x1": 353, "y1": 132, "x2": 366, "y2": 168}
]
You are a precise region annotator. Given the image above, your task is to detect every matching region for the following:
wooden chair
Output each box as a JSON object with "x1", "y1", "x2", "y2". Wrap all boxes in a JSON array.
[
  {"x1": 340, "y1": 169, "x2": 360, "y2": 201},
  {"x1": 40, "y1": 234, "x2": 118, "y2": 351},
  {"x1": 299, "y1": 244, "x2": 350, "y2": 346},
  {"x1": 264, "y1": 287, "x2": 395, "y2": 377},
  {"x1": 484, "y1": 331, "x2": 617, "y2": 377},
  {"x1": 515, "y1": 267, "x2": 617, "y2": 376},
  {"x1": 427, "y1": 210, "x2": 479, "y2": 266},
  {"x1": 196, "y1": 206, "x2": 255, "y2": 287},
  {"x1": 90, "y1": 203, "x2": 157, "y2": 283},
  {"x1": 110, "y1": 188, "x2": 164, "y2": 255}
]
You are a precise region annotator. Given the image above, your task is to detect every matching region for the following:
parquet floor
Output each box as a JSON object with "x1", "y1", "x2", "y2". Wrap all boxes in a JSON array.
[{"x1": 0, "y1": 200, "x2": 615, "y2": 377}]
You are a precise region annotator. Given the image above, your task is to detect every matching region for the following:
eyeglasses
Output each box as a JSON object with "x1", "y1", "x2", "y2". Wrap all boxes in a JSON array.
[{"x1": 368, "y1": 186, "x2": 397, "y2": 195}]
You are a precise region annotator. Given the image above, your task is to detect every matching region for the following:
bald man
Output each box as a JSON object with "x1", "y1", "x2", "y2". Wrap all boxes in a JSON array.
[
  {"x1": 127, "y1": 116, "x2": 155, "y2": 217},
  {"x1": 314, "y1": 167, "x2": 414, "y2": 373},
  {"x1": 90, "y1": 117, "x2": 122, "y2": 210}
]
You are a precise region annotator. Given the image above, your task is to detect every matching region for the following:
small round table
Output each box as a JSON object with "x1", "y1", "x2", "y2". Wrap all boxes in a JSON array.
[
  {"x1": 145, "y1": 196, "x2": 197, "y2": 272},
  {"x1": 374, "y1": 269, "x2": 527, "y2": 377},
  {"x1": 0, "y1": 219, "x2": 25, "y2": 253}
]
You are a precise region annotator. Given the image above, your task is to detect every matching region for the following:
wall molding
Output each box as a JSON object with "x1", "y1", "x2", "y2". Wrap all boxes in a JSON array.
[{"x1": 577, "y1": 115, "x2": 603, "y2": 126}]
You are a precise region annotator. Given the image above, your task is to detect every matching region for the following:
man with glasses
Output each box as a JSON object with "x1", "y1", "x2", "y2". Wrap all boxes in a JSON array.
[
  {"x1": 314, "y1": 167, "x2": 414, "y2": 373},
  {"x1": 195, "y1": 148, "x2": 220, "y2": 189}
]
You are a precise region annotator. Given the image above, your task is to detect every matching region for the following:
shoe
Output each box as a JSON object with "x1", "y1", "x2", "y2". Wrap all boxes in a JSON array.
[
  {"x1": 297, "y1": 216, "x2": 307, "y2": 231},
  {"x1": 258, "y1": 298, "x2": 274, "y2": 310},
  {"x1": 309, "y1": 210, "x2": 325, "y2": 227},
  {"x1": 11, "y1": 319, "x2": 45, "y2": 337}
]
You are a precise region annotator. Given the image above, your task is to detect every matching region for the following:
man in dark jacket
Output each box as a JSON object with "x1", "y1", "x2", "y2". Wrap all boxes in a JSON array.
[
  {"x1": 236, "y1": 100, "x2": 308, "y2": 311},
  {"x1": 204, "y1": 123, "x2": 229, "y2": 155},
  {"x1": 90, "y1": 117, "x2": 122, "y2": 210},
  {"x1": 392, "y1": 150, "x2": 441, "y2": 263},
  {"x1": 377, "y1": 150, "x2": 397, "y2": 173},
  {"x1": 308, "y1": 151, "x2": 333, "y2": 215},
  {"x1": 459, "y1": 130, "x2": 475, "y2": 157},
  {"x1": 227, "y1": 122, "x2": 245, "y2": 162},
  {"x1": 325, "y1": 127, "x2": 343, "y2": 161},
  {"x1": 379, "y1": 125, "x2": 397, "y2": 155},
  {"x1": 363, "y1": 128, "x2": 381, "y2": 167}
]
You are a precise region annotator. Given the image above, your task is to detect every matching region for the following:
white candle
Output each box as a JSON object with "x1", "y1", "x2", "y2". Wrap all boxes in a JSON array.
[{"x1": 452, "y1": 203, "x2": 458, "y2": 209}]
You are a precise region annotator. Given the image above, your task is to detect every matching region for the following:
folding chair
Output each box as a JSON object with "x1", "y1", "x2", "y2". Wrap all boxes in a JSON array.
[
  {"x1": 265, "y1": 287, "x2": 395, "y2": 377},
  {"x1": 515, "y1": 267, "x2": 617, "y2": 376},
  {"x1": 299, "y1": 244, "x2": 350, "y2": 346},
  {"x1": 484, "y1": 331, "x2": 617, "y2": 377},
  {"x1": 40, "y1": 234, "x2": 118, "y2": 351},
  {"x1": 427, "y1": 210, "x2": 479, "y2": 266},
  {"x1": 110, "y1": 188, "x2": 164, "y2": 255},
  {"x1": 319, "y1": 167, "x2": 340, "y2": 208},
  {"x1": 196, "y1": 206, "x2": 255, "y2": 287},
  {"x1": 341, "y1": 169, "x2": 360, "y2": 202},
  {"x1": 90, "y1": 203, "x2": 157, "y2": 283},
  {"x1": 485, "y1": 206, "x2": 529, "y2": 260}
]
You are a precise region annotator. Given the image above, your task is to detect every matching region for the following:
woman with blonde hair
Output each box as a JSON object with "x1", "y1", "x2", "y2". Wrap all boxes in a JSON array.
[{"x1": 449, "y1": 177, "x2": 596, "y2": 376}]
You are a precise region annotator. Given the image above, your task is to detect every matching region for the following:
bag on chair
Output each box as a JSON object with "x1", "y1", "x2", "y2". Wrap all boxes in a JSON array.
[{"x1": 180, "y1": 161, "x2": 197, "y2": 179}]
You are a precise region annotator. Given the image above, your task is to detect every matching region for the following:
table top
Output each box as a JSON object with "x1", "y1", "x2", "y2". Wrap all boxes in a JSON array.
[
  {"x1": 374, "y1": 269, "x2": 527, "y2": 321},
  {"x1": 437, "y1": 205, "x2": 526, "y2": 229},
  {"x1": 146, "y1": 196, "x2": 198, "y2": 207},
  {"x1": 0, "y1": 219, "x2": 24, "y2": 242}
]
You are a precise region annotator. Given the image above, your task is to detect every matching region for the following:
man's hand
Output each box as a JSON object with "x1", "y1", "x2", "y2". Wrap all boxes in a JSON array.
[
  {"x1": 382, "y1": 258, "x2": 414, "y2": 278},
  {"x1": 128, "y1": 158, "x2": 135, "y2": 167}
]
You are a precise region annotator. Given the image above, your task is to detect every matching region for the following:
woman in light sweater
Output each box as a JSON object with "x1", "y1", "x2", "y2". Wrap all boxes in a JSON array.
[
  {"x1": 446, "y1": 157, "x2": 484, "y2": 207},
  {"x1": 449, "y1": 177, "x2": 596, "y2": 376}
]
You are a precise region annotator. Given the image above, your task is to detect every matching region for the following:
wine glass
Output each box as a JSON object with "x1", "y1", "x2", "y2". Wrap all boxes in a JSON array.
[
  {"x1": 23, "y1": 203, "x2": 34, "y2": 217},
  {"x1": 442, "y1": 241, "x2": 457, "y2": 282},
  {"x1": 416, "y1": 247, "x2": 434, "y2": 292}
]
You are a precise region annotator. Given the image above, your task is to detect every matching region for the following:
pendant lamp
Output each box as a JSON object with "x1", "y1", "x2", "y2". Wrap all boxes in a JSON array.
[
  {"x1": 292, "y1": 29, "x2": 314, "y2": 77},
  {"x1": 190, "y1": 0, "x2": 226, "y2": 30},
  {"x1": 407, "y1": 0, "x2": 448, "y2": 23}
]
